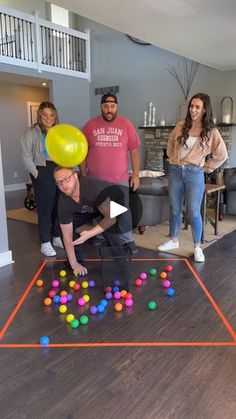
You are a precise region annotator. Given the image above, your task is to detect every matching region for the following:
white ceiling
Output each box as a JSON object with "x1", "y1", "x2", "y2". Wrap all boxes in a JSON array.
[{"x1": 52, "y1": 0, "x2": 236, "y2": 71}]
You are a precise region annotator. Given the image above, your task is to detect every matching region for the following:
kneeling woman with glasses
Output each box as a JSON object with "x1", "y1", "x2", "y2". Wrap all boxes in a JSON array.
[{"x1": 158, "y1": 93, "x2": 228, "y2": 262}]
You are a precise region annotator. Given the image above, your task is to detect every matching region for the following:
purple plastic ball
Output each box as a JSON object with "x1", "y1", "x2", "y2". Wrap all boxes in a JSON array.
[
  {"x1": 113, "y1": 279, "x2": 120, "y2": 286},
  {"x1": 88, "y1": 280, "x2": 95, "y2": 288},
  {"x1": 66, "y1": 293, "x2": 73, "y2": 302},
  {"x1": 105, "y1": 291, "x2": 113, "y2": 300},
  {"x1": 90, "y1": 305, "x2": 97, "y2": 314}
]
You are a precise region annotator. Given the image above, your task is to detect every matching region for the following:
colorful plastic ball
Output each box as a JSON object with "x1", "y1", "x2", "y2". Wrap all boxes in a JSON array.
[
  {"x1": 160, "y1": 271, "x2": 167, "y2": 280},
  {"x1": 78, "y1": 297, "x2": 86, "y2": 306},
  {"x1": 52, "y1": 280, "x2": 59, "y2": 288},
  {"x1": 59, "y1": 269, "x2": 67, "y2": 277},
  {"x1": 69, "y1": 280, "x2": 76, "y2": 288},
  {"x1": 66, "y1": 293, "x2": 73, "y2": 302},
  {"x1": 83, "y1": 294, "x2": 90, "y2": 303},
  {"x1": 105, "y1": 291, "x2": 113, "y2": 300},
  {"x1": 71, "y1": 318, "x2": 80, "y2": 328},
  {"x1": 46, "y1": 124, "x2": 88, "y2": 167},
  {"x1": 88, "y1": 280, "x2": 95, "y2": 288},
  {"x1": 60, "y1": 296, "x2": 67, "y2": 304},
  {"x1": 163, "y1": 280, "x2": 171, "y2": 288},
  {"x1": 40, "y1": 336, "x2": 49, "y2": 346},
  {"x1": 44, "y1": 297, "x2": 52, "y2": 306},
  {"x1": 115, "y1": 302, "x2": 123, "y2": 312},
  {"x1": 149, "y1": 268, "x2": 157, "y2": 276},
  {"x1": 53, "y1": 295, "x2": 60, "y2": 304},
  {"x1": 73, "y1": 283, "x2": 81, "y2": 292},
  {"x1": 66, "y1": 313, "x2": 75, "y2": 323},
  {"x1": 114, "y1": 291, "x2": 121, "y2": 300},
  {"x1": 97, "y1": 304, "x2": 105, "y2": 313},
  {"x1": 120, "y1": 290, "x2": 128, "y2": 298},
  {"x1": 59, "y1": 304, "x2": 67, "y2": 314},
  {"x1": 100, "y1": 299, "x2": 108, "y2": 307},
  {"x1": 125, "y1": 298, "x2": 133, "y2": 307},
  {"x1": 105, "y1": 286, "x2": 112, "y2": 293},
  {"x1": 135, "y1": 278, "x2": 142, "y2": 287},
  {"x1": 148, "y1": 301, "x2": 157, "y2": 310},
  {"x1": 167, "y1": 288, "x2": 175, "y2": 296},
  {"x1": 36, "y1": 279, "x2": 44, "y2": 287},
  {"x1": 60, "y1": 290, "x2": 67, "y2": 297},
  {"x1": 140, "y1": 272, "x2": 147, "y2": 280},
  {"x1": 48, "y1": 290, "x2": 56, "y2": 298},
  {"x1": 80, "y1": 315, "x2": 89, "y2": 325},
  {"x1": 113, "y1": 279, "x2": 120, "y2": 286},
  {"x1": 113, "y1": 286, "x2": 120, "y2": 293},
  {"x1": 165, "y1": 264, "x2": 173, "y2": 272},
  {"x1": 90, "y1": 305, "x2": 98, "y2": 314},
  {"x1": 82, "y1": 281, "x2": 89, "y2": 289},
  {"x1": 125, "y1": 292, "x2": 133, "y2": 299}
]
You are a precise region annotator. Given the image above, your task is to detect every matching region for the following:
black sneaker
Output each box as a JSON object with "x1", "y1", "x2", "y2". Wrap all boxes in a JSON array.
[{"x1": 124, "y1": 241, "x2": 138, "y2": 254}]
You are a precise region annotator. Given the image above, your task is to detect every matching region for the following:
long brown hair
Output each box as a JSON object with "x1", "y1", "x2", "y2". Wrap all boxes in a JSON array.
[
  {"x1": 36, "y1": 101, "x2": 59, "y2": 133},
  {"x1": 177, "y1": 93, "x2": 216, "y2": 149}
]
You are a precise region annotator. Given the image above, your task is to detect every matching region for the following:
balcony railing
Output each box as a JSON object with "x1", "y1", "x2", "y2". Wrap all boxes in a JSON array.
[{"x1": 0, "y1": 6, "x2": 90, "y2": 79}]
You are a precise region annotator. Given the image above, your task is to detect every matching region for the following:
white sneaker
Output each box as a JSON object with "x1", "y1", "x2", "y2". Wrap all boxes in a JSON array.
[
  {"x1": 53, "y1": 236, "x2": 64, "y2": 249},
  {"x1": 41, "y1": 242, "x2": 56, "y2": 257},
  {"x1": 194, "y1": 247, "x2": 205, "y2": 262},
  {"x1": 158, "y1": 240, "x2": 179, "y2": 251}
]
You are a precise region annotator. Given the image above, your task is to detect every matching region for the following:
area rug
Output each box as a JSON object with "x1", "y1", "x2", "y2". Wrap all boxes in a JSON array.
[
  {"x1": 133, "y1": 214, "x2": 236, "y2": 257},
  {"x1": 6, "y1": 208, "x2": 37, "y2": 224}
]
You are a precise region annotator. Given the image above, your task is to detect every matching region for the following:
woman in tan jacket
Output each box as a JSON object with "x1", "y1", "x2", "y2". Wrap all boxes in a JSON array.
[{"x1": 158, "y1": 93, "x2": 228, "y2": 262}]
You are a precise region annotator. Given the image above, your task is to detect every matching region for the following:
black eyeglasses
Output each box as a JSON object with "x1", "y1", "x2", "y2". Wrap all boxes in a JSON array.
[{"x1": 55, "y1": 173, "x2": 74, "y2": 186}]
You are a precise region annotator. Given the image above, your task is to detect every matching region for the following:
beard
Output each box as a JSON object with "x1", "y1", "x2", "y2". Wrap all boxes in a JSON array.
[{"x1": 101, "y1": 110, "x2": 117, "y2": 122}]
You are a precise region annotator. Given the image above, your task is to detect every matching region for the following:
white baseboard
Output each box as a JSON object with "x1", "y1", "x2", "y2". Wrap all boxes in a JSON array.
[
  {"x1": 4, "y1": 183, "x2": 25, "y2": 192},
  {"x1": 0, "y1": 250, "x2": 14, "y2": 267}
]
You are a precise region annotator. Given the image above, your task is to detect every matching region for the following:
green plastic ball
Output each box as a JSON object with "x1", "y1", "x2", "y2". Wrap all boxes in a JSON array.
[
  {"x1": 80, "y1": 315, "x2": 89, "y2": 325},
  {"x1": 71, "y1": 318, "x2": 80, "y2": 328},
  {"x1": 148, "y1": 301, "x2": 157, "y2": 310},
  {"x1": 149, "y1": 268, "x2": 157, "y2": 276}
]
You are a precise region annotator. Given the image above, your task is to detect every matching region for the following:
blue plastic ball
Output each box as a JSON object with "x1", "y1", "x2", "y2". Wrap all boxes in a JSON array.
[
  {"x1": 97, "y1": 304, "x2": 105, "y2": 313},
  {"x1": 167, "y1": 288, "x2": 175, "y2": 296},
  {"x1": 100, "y1": 299, "x2": 108, "y2": 307},
  {"x1": 113, "y1": 279, "x2": 120, "y2": 286},
  {"x1": 40, "y1": 336, "x2": 49, "y2": 346},
  {"x1": 113, "y1": 286, "x2": 120, "y2": 293},
  {"x1": 53, "y1": 295, "x2": 60, "y2": 303}
]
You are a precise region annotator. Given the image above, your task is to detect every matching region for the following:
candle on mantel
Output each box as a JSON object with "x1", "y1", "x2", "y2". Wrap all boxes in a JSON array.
[{"x1": 222, "y1": 114, "x2": 231, "y2": 124}]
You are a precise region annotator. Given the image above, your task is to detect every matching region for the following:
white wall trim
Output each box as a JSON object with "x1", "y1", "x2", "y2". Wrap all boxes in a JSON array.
[
  {"x1": 0, "y1": 251, "x2": 14, "y2": 268},
  {"x1": 4, "y1": 183, "x2": 26, "y2": 192}
]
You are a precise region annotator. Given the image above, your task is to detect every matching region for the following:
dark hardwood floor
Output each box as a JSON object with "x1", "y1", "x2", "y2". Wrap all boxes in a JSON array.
[{"x1": 1, "y1": 190, "x2": 236, "y2": 419}]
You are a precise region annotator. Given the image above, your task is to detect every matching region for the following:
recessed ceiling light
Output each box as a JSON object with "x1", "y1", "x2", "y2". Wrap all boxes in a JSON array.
[{"x1": 42, "y1": 82, "x2": 47, "y2": 87}]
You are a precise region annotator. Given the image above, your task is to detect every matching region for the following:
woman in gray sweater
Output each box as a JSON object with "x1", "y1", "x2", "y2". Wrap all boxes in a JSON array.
[{"x1": 21, "y1": 101, "x2": 63, "y2": 256}]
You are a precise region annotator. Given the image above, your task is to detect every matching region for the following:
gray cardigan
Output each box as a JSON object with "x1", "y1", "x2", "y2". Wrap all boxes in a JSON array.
[{"x1": 21, "y1": 124, "x2": 47, "y2": 178}]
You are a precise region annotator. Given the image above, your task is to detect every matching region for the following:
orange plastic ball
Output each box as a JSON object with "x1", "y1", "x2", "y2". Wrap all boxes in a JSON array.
[
  {"x1": 115, "y1": 303, "x2": 123, "y2": 312},
  {"x1": 160, "y1": 271, "x2": 167, "y2": 280},
  {"x1": 60, "y1": 290, "x2": 67, "y2": 297},
  {"x1": 44, "y1": 297, "x2": 52, "y2": 306},
  {"x1": 36, "y1": 279, "x2": 44, "y2": 287},
  {"x1": 120, "y1": 290, "x2": 127, "y2": 298}
]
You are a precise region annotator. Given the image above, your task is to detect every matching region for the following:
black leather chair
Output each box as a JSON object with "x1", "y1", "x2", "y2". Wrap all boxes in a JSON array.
[
  {"x1": 129, "y1": 176, "x2": 169, "y2": 234},
  {"x1": 224, "y1": 168, "x2": 236, "y2": 214}
]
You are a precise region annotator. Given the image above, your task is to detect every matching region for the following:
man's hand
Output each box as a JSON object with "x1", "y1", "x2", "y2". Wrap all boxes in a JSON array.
[
  {"x1": 72, "y1": 262, "x2": 88, "y2": 277},
  {"x1": 72, "y1": 230, "x2": 92, "y2": 245},
  {"x1": 130, "y1": 174, "x2": 140, "y2": 191}
]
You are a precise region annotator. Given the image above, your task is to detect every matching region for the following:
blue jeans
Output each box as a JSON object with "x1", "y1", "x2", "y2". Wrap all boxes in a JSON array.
[{"x1": 168, "y1": 164, "x2": 205, "y2": 244}]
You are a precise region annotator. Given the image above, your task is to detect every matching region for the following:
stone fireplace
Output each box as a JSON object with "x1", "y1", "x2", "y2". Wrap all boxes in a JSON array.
[{"x1": 139, "y1": 124, "x2": 233, "y2": 172}]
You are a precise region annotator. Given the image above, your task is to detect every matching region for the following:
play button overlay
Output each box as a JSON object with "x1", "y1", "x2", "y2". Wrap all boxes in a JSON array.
[{"x1": 110, "y1": 201, "x2": 128, "y2": 218}]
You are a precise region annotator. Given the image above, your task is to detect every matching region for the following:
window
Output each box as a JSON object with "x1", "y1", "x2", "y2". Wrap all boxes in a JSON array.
[{"x1": 51, "y1": 3, "x2": 69, "y2": 27}]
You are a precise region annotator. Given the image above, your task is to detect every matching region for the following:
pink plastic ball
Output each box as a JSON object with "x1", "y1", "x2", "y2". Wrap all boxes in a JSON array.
[
  {"x1": 125, "y1": 298, "x2": 133, "y2": 307},
  {"x1": 163, "y1": 280, "x2": 171, "y2": 288},
  {"x1": 52, "y1": 280, "x2": 59, "y2": 288},
  {"x1": 135, "y1": 278, "x2": 142, "y2": 287},
  {"x1": 60, "y1": 296, "x2": 67, "y2": 304},
  {"x1": 114, "y1": 291, "x2": 121, "y2": 300},
  {"x1": 140, "y1": 272, "x2": 147, "y2": 280},
  {"x1": 78, "y1": 297, "x2": 86, "y2": 306}
]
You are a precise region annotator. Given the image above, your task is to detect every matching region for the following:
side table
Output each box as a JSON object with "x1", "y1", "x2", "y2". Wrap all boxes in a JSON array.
[{"x1": 201, "y1": 183, "x2": 226, "y2": 243}]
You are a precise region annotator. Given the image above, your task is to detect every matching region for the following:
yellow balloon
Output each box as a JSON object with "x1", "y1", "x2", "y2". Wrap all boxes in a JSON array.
[{"x1": 46, "y1": 124, "x2": 88, "y2": 167}]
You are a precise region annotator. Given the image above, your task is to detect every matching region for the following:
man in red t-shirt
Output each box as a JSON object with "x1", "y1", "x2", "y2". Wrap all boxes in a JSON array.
[{"x1": 81, "y1": 93, "x2": 140, "y2": 253}]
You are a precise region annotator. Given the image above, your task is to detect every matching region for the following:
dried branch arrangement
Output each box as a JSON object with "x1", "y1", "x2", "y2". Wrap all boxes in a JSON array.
[{"x1": 166, "y1": 58, "x2": 199, "y2": 101}]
